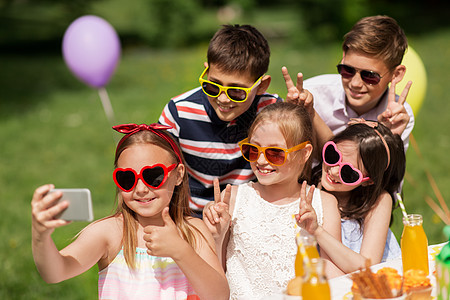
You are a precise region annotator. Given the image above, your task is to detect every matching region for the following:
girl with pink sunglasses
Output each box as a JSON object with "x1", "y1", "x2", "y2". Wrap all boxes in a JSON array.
[
  {"x1": 297, "y1": 120, "x2": 406, "y2": 275},
  {"x1": 31, "y1": 124, "x2": 229, "y2": 300}
]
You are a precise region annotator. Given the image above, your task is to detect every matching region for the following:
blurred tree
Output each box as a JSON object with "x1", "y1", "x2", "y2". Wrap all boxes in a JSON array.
[
  {"x1": 292, "y1": 0, "x2": 370, "y2": 46},
  {"x1": 1, "y1": 0, "x2": 449, "y2": 52},
  {"x1": 293, "y1": 0, "x2": 450, "y2": 46},
  {"x1": 198, "y1": 0, "x2": 227, "y2": 7},
  {"x1": 0, "y1": 0, "x2": 100, "y2": 53},
  {"x1": 140, "y1": 0, "x2": 202, "y2": 47}
]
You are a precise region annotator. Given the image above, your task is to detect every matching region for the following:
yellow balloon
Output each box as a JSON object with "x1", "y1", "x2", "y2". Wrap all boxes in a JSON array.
[{"x1": 397, "y1": 47, "x2": 427, "y2": 115}]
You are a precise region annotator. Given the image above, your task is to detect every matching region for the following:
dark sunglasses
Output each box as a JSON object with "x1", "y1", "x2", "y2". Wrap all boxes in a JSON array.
[
  {"x1": 199, "y1": 67, "x2": 263, "y2": 103},
  {"x1": 239, "y1": 138, "x2": 310, "y2": 166},
  {"x1": 337, "y1": 64, "x2": 387, "y2": 85},
  {"x1": 322, "y1": 141, "x2": 370, "y2": 186},
  {"x1": 113, "y1": 164, "x2": 177, "y2": 192}
]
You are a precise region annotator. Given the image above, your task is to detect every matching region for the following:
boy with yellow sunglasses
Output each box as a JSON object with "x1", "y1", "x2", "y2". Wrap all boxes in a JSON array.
[{"x1": 159, "y1": 25, "x2": 311, "y2": 216}]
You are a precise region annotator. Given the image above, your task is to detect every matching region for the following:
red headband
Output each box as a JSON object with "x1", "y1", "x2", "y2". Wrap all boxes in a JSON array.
[
  {"x1": 113, "y1": 123, "x2": 183, "y2": 164},
  {"x1": 348, "y1": 118, "x2": 390, "y2": 170}
]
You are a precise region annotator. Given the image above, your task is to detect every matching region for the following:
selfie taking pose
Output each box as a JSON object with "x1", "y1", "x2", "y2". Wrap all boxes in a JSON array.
[{"x1": 31, "y1": 123, "x2": 229, "y2": 300}]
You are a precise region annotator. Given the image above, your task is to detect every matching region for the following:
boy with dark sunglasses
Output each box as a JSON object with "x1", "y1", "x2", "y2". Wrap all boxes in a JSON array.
[
  {"x1": 159, "y1": 25, "x2": 295, "y2": 216},
  {"x1": 301, "y1": 15, "x2": 414, "y2": 152}
]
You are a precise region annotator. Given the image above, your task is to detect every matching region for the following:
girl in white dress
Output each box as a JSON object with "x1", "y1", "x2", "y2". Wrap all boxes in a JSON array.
[{"x1": 203, "y1": 102, "x2": 341, "y2": 299}]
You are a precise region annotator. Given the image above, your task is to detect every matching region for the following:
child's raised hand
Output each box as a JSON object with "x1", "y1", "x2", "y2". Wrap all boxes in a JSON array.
[
  {"x1": 31, "y1": 184, "x2": 71, "y2": 235},
  {"x1": 202, "y1": 178, "x2": 231, "y2": 240},
  {"x1": 377, "y1": 80, "x2": 412, "y2": 136},
  {"x1": 144, "y1": 207, "x2": 184, "y2": 258},
  {"x1": 295, "y1": 181, "x2": 319, "y2": 235},
  {"x1": 282, "y1": 66, "x2": 314, "y2": 116}
]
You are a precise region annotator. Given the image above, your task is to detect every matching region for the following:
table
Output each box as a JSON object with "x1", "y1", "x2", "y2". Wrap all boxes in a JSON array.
[
  {"x1": 329, "y1": 242, "x2": 447, "y2": 300},
  {"x1": 262, "y1": 242, "x2": 447, "y2": 300}
]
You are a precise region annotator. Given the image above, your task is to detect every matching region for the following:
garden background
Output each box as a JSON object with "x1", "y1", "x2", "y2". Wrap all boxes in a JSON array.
[{"x1": 1, "y1": 0, "x2": 449, "y2": 298}]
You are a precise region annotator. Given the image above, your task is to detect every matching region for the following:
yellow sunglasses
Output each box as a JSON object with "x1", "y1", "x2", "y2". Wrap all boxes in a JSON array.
[{"x1": 199, "y1": 67, "x2": 263, "y2": 103}]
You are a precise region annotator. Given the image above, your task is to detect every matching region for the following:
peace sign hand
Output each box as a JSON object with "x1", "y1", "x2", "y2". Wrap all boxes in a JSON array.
[
  {"x1": 295, "y1": 181, "x2": 318, "y2": 235},
  {"x1": 282, "y1": 66, "x2": 314, "y2": 116},
  {"x1": 377, "y1": 79, "x2": 412, "y2": 136},
  {"x1": 202, "y1": 178, "x2": 231, "y2": 241}
]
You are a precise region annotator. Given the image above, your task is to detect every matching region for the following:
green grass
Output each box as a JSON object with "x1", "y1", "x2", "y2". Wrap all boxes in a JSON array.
[{"x1": 1, "y1": 23, "x2": 449, "y2": 300}]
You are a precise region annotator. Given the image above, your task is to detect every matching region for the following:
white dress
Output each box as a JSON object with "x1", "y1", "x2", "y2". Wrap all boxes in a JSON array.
[{"x1": 225, "y1": 182, "x2": 324, "y2": 300}]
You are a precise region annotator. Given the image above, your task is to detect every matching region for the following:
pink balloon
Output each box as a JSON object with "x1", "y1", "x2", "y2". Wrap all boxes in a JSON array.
[{"x1": 62, "y1": 15, "x2": 121, "y2": 88}]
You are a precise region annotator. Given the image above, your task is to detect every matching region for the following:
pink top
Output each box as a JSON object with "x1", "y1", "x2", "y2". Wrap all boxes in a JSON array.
[{"x1": 98, "y1": 247, "x2": 199, "y2": 300}]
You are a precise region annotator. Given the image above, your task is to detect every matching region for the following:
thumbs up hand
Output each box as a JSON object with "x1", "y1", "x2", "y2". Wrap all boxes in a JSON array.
[{"x1": 144, "y1": 207, "x2": 184, "y2": 257}]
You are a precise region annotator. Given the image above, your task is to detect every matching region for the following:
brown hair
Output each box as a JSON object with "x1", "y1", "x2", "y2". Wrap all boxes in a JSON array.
[
  {"x1": 207, "y1": 24, "x2": 270, "y2": 80},
  {"x1": 112, "y1": 130, "x2": 196, "y2": 269},
  {"x1": 331, "y1": 123, "x2": 405, "y2": 226},
  {"x1": 247, "y1": 102, "x2": 314, "y2": 182},
  {"x1": 343, "y1": 15, "x2": 408, "y2": 70}
]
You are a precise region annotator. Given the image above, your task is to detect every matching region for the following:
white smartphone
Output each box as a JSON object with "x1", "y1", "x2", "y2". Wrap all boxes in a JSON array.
[{"x1": 50, "y1": 188, "x2": 94, "y2": 222}]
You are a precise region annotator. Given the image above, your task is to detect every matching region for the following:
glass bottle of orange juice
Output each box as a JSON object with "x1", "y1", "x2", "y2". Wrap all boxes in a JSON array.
[
  {"x1": 301, "y1": 257, "x2": 331, "y2": 300},
  {"x1": 401, "y1": 214, "x2": 429, "y2": 275},
  {"x1": 295, "y1": 230, "x2": 320, "y2": 277}
]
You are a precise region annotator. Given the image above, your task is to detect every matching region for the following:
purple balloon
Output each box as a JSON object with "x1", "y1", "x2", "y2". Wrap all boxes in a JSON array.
[{"x1": 62, "y1": 15, "x2": 121, "y2": 88}]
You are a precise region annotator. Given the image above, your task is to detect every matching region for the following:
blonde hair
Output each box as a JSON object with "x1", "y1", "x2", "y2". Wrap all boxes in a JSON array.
[
  {"x1": 112, "y1": 130, "x2": 196, "y2": 269},
  {"x1": 248, "y1": 102, "x2": 314, "y2": 182}
]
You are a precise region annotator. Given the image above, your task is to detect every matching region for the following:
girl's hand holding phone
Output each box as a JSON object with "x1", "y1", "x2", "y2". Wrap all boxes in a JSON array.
[{"x1": 31, "y1": 184, "x2": 71, "y2": 235}]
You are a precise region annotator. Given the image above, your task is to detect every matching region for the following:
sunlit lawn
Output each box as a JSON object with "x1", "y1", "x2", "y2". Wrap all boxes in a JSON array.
[{"x1": 1, "y1": 24, "x2": 449, "y2": 299}]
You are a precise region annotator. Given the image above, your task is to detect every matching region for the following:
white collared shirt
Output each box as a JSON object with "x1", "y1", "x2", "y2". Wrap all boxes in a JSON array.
[{"x1": 304, "y1": 74, "x2": 415, "y2": 151}]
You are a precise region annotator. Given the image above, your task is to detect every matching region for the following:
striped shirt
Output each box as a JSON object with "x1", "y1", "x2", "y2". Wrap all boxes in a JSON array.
[{"x1": 159, "y1": 87, "x2": 282, "y2": 211}]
